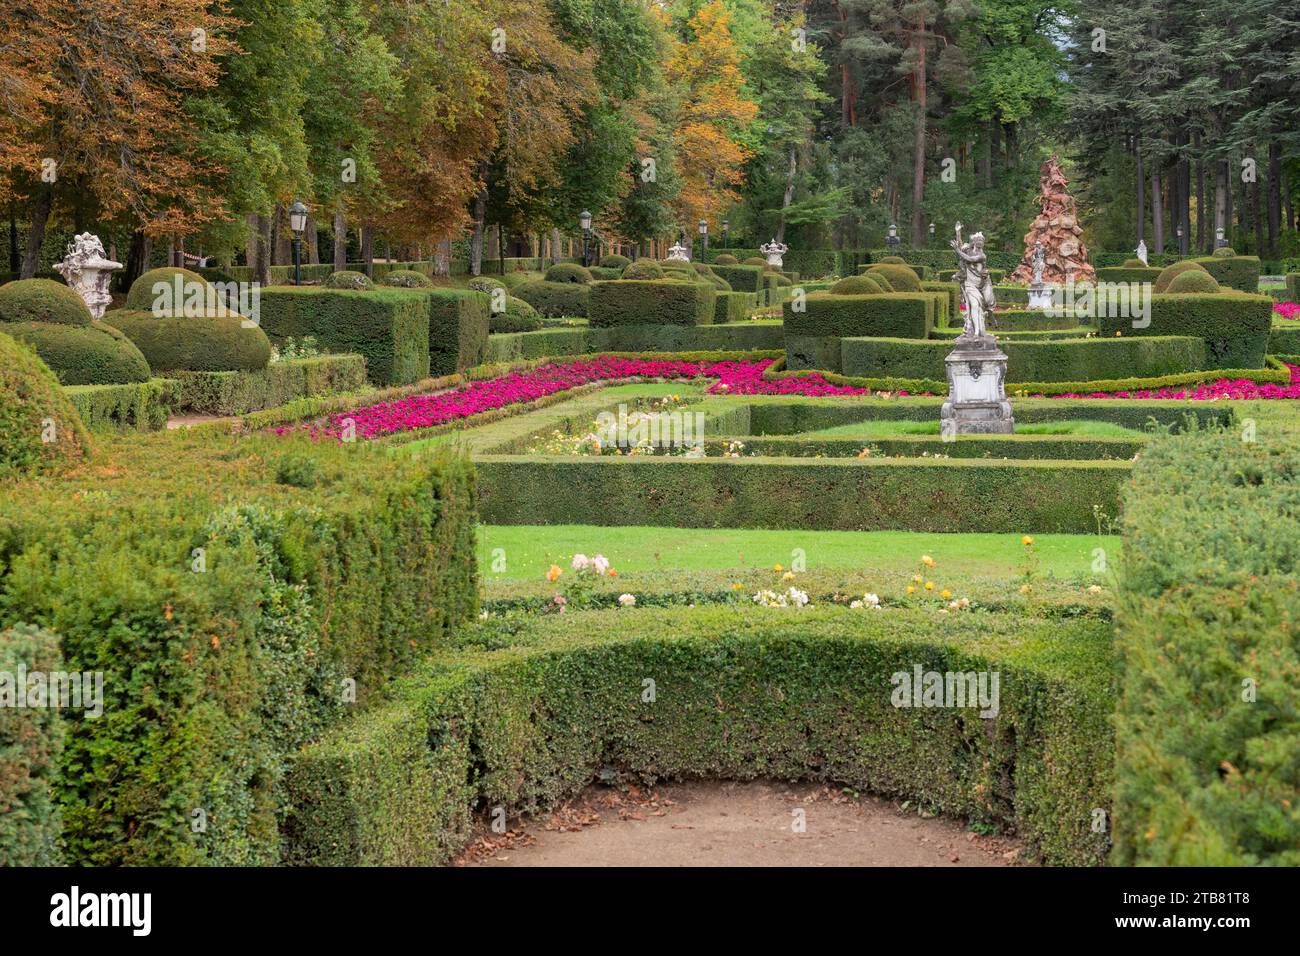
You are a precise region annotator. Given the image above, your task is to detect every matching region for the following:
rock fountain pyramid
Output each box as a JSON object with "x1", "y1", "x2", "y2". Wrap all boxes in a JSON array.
[{"x1": 1009, "y1": 156, "x2": 1095, "y2": 289}]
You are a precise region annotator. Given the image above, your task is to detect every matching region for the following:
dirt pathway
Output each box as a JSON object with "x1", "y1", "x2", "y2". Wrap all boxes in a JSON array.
[{"x1": 462, "y1": 780, "x2": 1028, "y2": 867}]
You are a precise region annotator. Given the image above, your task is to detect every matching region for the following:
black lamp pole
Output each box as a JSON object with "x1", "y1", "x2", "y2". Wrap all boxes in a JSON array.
[
  {"x1": 722, "y1": 218, "x2": 729, "y2": 249},
  {"x1": 579, "y1": 210, "x2": 592, "y2": 267},
  {"x1": 698, "y1": 219, "x2": 707, "y2": 261},
  {"x1": 289, "y1": 199, "x2": 308, "y2": 285}
]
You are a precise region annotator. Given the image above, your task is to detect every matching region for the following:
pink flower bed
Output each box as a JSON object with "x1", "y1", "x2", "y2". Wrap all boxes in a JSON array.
[
  {"x1": 281, "y1": 357, "x2": 1300, "y2": 442},
  {"x1": 1274, "y1": 302, "x2": 1300, "y2": 321}
]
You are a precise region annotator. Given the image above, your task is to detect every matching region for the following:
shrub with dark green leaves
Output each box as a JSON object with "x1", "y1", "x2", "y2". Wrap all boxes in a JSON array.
[
  {"x1": 0, "y1": 624, "x2": 65, "y2": 866},
  {"x1": 713, "y1": 291, "x2": 757, "y2": 324},
  {"x1": 621, "y1": 260, "x2": 664, "y2": 280},
  {"x1": 1166, "y1": 269, "x2": 1220, "y2": 293},
  {"x1": 468, "y1": 276, "x2": 507, "y2": 294},
  {"x1": 710, "y1": 263, "x2": 765, "y2": 293},
  {"x1": 877, "y1": 255, "x2": 906, "y2": 264},
  {"x1": 830, "y1": 275, "x2": 884, "y2": 295},
  {"x1": 1096, "y1": 293, "x2": 1273, "y2": 369},
  {"x1": 102, "y1": 310, "x2": 271, "y2": 373},
  {"x1": 867, "y1": 263, "x2": 922, "y2": 292},
  {"x1": 543, "y1": 262, "x2": 593, "y2": 284},
  {"x1": 489, "y1": 295, "x2": 542, "y2": 333},
  {"x1": 65, "y1": 379, "x2": 174, "y2": 432},
  {"x1": 1194, "y1": 254, "x2": 1260, "y2": 293},
  {"x1": 513, "y1": 279, "x2": 590, "y2": 318},
  {"x1": 867, "y1": 271, "x2": 894, "y2": 291},
  {"x1": 125, "y1": 267, "x2": 214, "y2": 312},
  {"x1": 0, "y1": 278, "x2": 92, "y2": 326},
  {"x1": 0, "y1": 330, "x2": 91, "y2": 477},
  {"x1": 713, "y1": 253, "x2": 738, "y2": 265},
  {"x1": 383, "y1": 270, "x2": 434, "y2": 288},
  {"x1": 167, "y1": 354, "x2": 369, "y2": 416},
  {"x1": 1114, "y1": 425, "x2": 1300, "y2": 865},
  {"x1": 599, "y1": 254, "x2": 630, "y2": 269},
  {"x1": 257, "y1": 287, "x2": 430, "y2": 385},
  {"x1": 419, "y1": 287, "x2": 490, "y2": 375},
  {"x1": 324, "y1": 269, "x2": 374, "y2": 291},
  {"x1": 6, "y1": 320, "x2": 153, "y2": 384},
  {"x1": 743, "y1": 256, "x2": 767, "y2": 267},
  {"x1": 588, "y1": 279, "x2": 716, "y2": 328},
  {"x1": 1095, "y1": 265, "x2": 1162, "y2": 284},
  {"x1": 1152, "y1": 260, "x2": 1210, "y2": 293},
  {"x1": 1211, "y1": 246, "x2": 1237, "y2": 258}
]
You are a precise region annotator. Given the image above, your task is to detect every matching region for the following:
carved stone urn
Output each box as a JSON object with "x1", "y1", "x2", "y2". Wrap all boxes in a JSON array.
[
  {"x1": 54, "y1": 233, "x2": 122, "y2": 320},
  {"x1": 760, "y1": 238, "x2": 788, "y2": 269}
]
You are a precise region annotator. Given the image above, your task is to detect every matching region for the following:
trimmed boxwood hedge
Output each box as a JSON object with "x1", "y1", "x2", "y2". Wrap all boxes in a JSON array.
[
  {"x1": 65, "y1": 379, "x2": 175, "y2": 432},
  {"x1": 988, "y1": 310, "x2": 1090, "y2": 332},
  {"x1": 168, "y1": 354, "x2": 369, "y2": 416},
  {"x1": 0, "y1": 434, "x2": 479, "y2": 865},
  {"x1": 710, "y1": 263, "x2": 765, "y2": 294},
  {"x1": 257, "y1": 287, "x2": 430, "y2": 385},
  {"x1": 588, "y1": 280, "x2": 716, "y2": 328},
  {"x1": 1096, "y1": 293, "x2": 1273, "y2": 369},
  {"x1": 0, "y1": 330, "x2": 92, "y2": 477},
  {"x1": 489, "y1": 295, "x2": 542, "y2": 333},
  {"x1": 783, "y1": 292, "x2": 935, "y2": 341},
  {"x1": 1114, "y1": 425, "x2": 1300, "y2": 865},
  {"x1": 101, "y1": 310, "x2": 272, "y2": 374},
  {"x1": 482, "y1": 322, "x2": 782, "y2": 363},
  {"x1": 285, "y1": 605, "x2": 1113, "y2": 866},
  {"x1": 1268, "y1": 324, "x2": 1300, "y2": 354},
  {"x1": 0, "y1": 623, "x2": 65, "y2": 865},
  {"x1": 1194, "y1": 254, "x2": 1261, "y2": 293},
  {"x1": 722, "y1": 433, "x2": 1147, "y2": 461},
  {"x1": 475, "y1": 454, "x2": 1129, "y2": 533},
  {"x1": 1095, "y1": 266, "x2": 1161, "y2": 284},
  {"x1": 840, "y1": 335, "x2": 1207, "y2": 384},
  {"x1": 124, "y1": 267, "x2": 215, "y2": 312},
  {"x1": 419, "y1": 287, "x2": 490, "y2": 376},
  {"x1": 513, "y1": 279, "x2": 590, "y2": 318},
  {"x1": 5, "y1": 320, "x2": 153, "y2": 384},
  {"x1": 0, "y1": 278, "x2": 93, "y2": 326},
  {"x1": 714, "y1": 290, "x2": 756, "y2": 324},
  {"x1": 1286, "y1": 273, "x2": 1299, "y2": 301}
]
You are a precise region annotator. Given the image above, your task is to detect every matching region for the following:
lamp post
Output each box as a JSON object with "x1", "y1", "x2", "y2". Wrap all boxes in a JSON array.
[
  {"x1": 886, "y1": 222, "x2": 900, "y2": 254},
  {"x1": 928, "y1": 222, "x2": 936, "y2": 248},
  {"x1": 1215, "y1": 226, "x2": 1227, "y2": 249},
  {"x1": 289, "y1": 199, "x2": 308, "y2": 285},
  {"x1": 579, "y1": 210, "x2": 592, "y2": 267},
  {"x1": 698, "y1": 219, "x2": 708, "y2": 261},
  {"x1": 1176, "y1": 224, "x2": 1185, "y2": 256},
  {"x1": 722, "y1": 218, "x2": 729, "y2": 249}
]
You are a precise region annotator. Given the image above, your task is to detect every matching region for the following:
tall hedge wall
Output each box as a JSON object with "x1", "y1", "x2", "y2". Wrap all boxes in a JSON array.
[
  {"x1": 420, "y1": 288, "x2": 490, "y2": 376},
  {"x1": 258, "y1": 288, "x2": 430, "y2": 385},
  {"x1": 0, "y1": 434, "x2": 479, "y2": 865},
  {"x1": 840, "y1": 335, "x2": 1207, "y2": 384},
  {"x1": 1095, "y1": 293, "x2": 1273, "y2": 369},
  {"x1": 1193, "y1": 255, "x2": 1261, "y2": 293},
  {"x1": 285, "y1": 605, "x2": 1113, "y2": 866},
  {"x1": 475, "y1": 454, "x2": 1128, "y2": 533},
  {"x1": 1114, "y1": 425, "x2": 1300, "y2": 865},
  {"x1": 782, "y1": 293, "x2": 937, "y2": 373},
  {"x1": 588, "y1": 280, "x2": 716, "y2": 328}
]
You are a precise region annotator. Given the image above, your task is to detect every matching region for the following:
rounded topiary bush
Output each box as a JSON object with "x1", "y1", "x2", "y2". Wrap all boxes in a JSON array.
[
  {"x1": 868, "y1": 271, "x2": 896, "y2": 292},
  {"x1": 0, "y1": 278, "x2": 93, "y2": 327},
  {"x1": 743, "y1": 257, "x2": 767, "y2": 267},
  {"x1": 3, "y1": 320, "x2": 151, "y2": 385},
  {"x1": 124, "y1": 267, "x2": 214, "y2": 313},
  {"x1": 663, "y1": 267, "x2": 698, "y2": 283},
  {"x1": 1122, "y1": 259, "x2": 1147, "y2": 268},
  {"x1": 512, "y1": 280, "x2": 589, "y2": 318},
  {"x1": 0, "y1": 329, "x2": 92, "y2": 478},
  {"x1": 543, "y1": 263, "x2": 593, "y2": 284},
  {"x1": 468, "y1": 275, "x2": 507, "y2": 294},
  {"x1": 621, "y1": 260, "x2": 664, "y2": 280},
  {"x1": 830, "y1": 275, "x2": 884, "y2": 295},
  {"x1": 382, "y1": 270, "x2": 433, "y2": 288},
  {"x1": 1153, "y1": 260, "x2": 1210, "y2": 293},
  {"x1": 489, "y1": 296, "x2": 542, "y2": 333},
  {"x1": 867, "y1": 263, "x2": 921, "y2": 292},
  {"x1": 877, "y1": 255, "x2": 907, "y2": 264},
  {"x1": 714, "y1": 254, "x2": 738, "y2": 265},
  {"x1": 102, "y1": 310, "x2": 272, "y2": 372},
  {"x1": 324, "y1": 270, "x2": 373, "y2": 291},
  {"x1": 600, "y1": 254, "x2": 631, "y2": 270},
  {"x1": 1212, "y1": 246, "x2": 1237, "y2": 258},
  {"x1": 1166, "y1": 269, "x2": 1221, "y2": 293},
  {"x1": 702, "y1": 273, "x2": 732, "y2": 292}
]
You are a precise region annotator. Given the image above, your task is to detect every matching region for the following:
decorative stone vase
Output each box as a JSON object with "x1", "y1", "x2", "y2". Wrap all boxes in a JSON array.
[
  {"x1": 760, "y1": 238, "x2": 788, "y2": 269},
  {"x1": 54, "y1": 233, "x2": 122, "y2": 321},
  {"x1": 940, "y1": 334, "x2": 1014, "y2": 436},
  {"x1": 665, "y1": 242, "x2": 691, "y2": 263}
]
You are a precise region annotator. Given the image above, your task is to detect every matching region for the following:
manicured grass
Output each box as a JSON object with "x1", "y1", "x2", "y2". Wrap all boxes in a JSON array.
[
  {"x1": 799, "y1": 418, "x2": 1146, "y2": 439},
  {"x1": 478, "y1": 523, "x2": 1117, "y2": 580}
]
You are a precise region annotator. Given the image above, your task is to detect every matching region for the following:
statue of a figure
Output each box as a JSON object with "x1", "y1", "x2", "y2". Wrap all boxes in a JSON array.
[
  {"x1": 665, "y1": 241, "x2": 691, "y2": 262},
  {"x1": 54, "y1": 232, "x2": 122, "y2": 320},
  {"x1": 1031, "y1": 241, "x2": 1046, "y2": 285},
  {"x1": 1135, "y1": 239, "x2": 1148, "y2": 266},
  {"x1": 950, "y1": 222, "x2": 996, "y2": 338}
]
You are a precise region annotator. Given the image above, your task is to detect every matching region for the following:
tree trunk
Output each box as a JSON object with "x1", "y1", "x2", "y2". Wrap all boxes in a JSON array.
[
  {"x1": 469, "y1": 178, "x2": 487, "y2": 275},
  {"x1": 9, "y1": 204, "x2": 20, "y2": 273},
  {"x1": 124, "y1": 231, "x2": 151, "y2": 290},
  {"x1": 1194, "y1": 132, "x2": 1205, "y2": 252},
  {"x1": 776, "y1": 145, "x2": 798, "y2": 243},
  {"x1": 1251, "y1": 154, "x2": 1264, "y2": 257},
  {"x1": 1215, "y1": 159, "x2": 1228, "y2": 245},
  {"x1": 434, "y1": 239, "x2": 452, "y2": 276},
  {"x1": 1267, "y1": 141, "x2": 1281, "y2": 258},
  {"x1": 550, "y1": 228, "x2": 562, "y2": 266},
  {"x1": 245, "y1": 213, "x2": 259, "y2": 267},
  {"x1": 253, "y1": 213, "x2": 272, "y2": 286},
  {"x1": 1177, "y1": 130, "x2": 1190, "y2": 255},
  {"x1": 1285, "y1": 170, "x2": 1294, "y2": 233},
  {"x1": 989, "y1": 121, "x2": 1001, "y2": 186},
  {"x1": 909, "y1": 14, "x2": 927, "y2": 247},
  {"x1": 21, "y1": 185, "x2": 53, "y2": 279},
  {"x1": 304, "y1": 213, "x2": 320, "y2": 265},
  {"x1": 1150, "y1": 166, "x2": 1164, "y2": 254},
  {"x1": 360, "y1": 225, "x2": 374, "y2": 277},
  {"x1": 979, "y1": 129, "x2": 992, "y2": 189},
  {"x1": 332, "y1": 204, "x2": 347, "y2": 272},
  {"x1": 1135, "y1": 137, "x2": 1144, "y2": 243}
]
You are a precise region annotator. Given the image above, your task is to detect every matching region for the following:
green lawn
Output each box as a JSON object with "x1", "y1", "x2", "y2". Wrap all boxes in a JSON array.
[{"x1": 478, "y1": 523, "x2": 1117, "y2": 580}]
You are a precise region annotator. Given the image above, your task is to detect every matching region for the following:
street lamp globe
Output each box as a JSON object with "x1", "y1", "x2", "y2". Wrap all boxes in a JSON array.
[
  {"x1": 289, "y1": 200, "x2": 309, "y2": 236},
  {"x1": 698, "y1": 219, "x2": 708, "y2": 236},
  {"x1": 579, "y1": 210, "x2": 592, "y2": 232}
]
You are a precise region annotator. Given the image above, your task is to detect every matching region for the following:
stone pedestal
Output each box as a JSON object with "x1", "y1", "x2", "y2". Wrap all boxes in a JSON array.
[
  {"x1": 1026, "y1": 283, "x2": 1053, "y2": 310},
  {"x1": 940, "y1": 334, "x2": 1014, "y2": 435}
]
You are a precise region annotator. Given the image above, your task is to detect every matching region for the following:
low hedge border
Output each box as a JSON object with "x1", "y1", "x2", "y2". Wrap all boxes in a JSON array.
[
  {"x1": 714, "y1": 290, "x2": 757, "y2": 324},
  {"x1": 475, "y1": 454, "x2": 1130, "y2": 533},
  {"x1": 840, "y1": 335, "x2": 1208, "y2": 384},
  {"x1": 1096, "y1": 292, "x2": 1273, "y2": 369},
  {"x1": 987, "y1": 310, "x2": 1089, "y2": 332},
  {"x1": 483, "y1": 322, "x2": 782, "y2": 364},
  {"x1": 168, "y1": 354, "x2": 369, "y2": 416},
  {"x1": 64, "y1": 378, "x2": 177, "y2": 431},
  {"x1": 1115, "y1": 424, "x2": 1300, "y2": 864},
  {"x1": 588, "y1": 280, "x2": 716, "y2": 328},
  {"x1": 713, "y1": 434, "x2": 1147, "y2": 461},
  {"x1": 284, "y1": 605, "x2": 1114, "y2": 866},
  {"x1": 1268, "y1": 324, "x2": 1300, "y2": 354}
]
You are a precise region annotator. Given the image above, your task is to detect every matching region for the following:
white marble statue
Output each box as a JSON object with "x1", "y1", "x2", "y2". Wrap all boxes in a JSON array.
[
  {"x1": 760, "y1": 238, "x2": 788, "y2": 269},
  {"x1": 950, "y1": 222, "x2": 996, "y2": 338},
  {"x1": 54, "y1": 233, "x2": 122, "y2": 320},
  {"x1": 1031, "y1": 241, "x2": 1046, "y2": 285},
  {"x1": 665, "y1": 241, "x2": 691, "y2": 262},
  {"x1": 1136, "y1": 239, "x2": 1148, "y2": 266}
]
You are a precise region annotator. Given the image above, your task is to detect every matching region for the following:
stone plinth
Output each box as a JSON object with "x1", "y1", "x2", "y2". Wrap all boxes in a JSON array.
[
  {"x1": 1026, "y1": 283, "x2": 1053, "y2": 310},
  {"x1": 940, "y1": 334, "x2": 1014, "y2": 436}
]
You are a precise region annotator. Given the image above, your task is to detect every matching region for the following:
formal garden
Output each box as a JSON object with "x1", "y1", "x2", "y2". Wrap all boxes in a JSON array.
[{"x1": 1, "y1": 0, "x2": 1298, "y2": 879}]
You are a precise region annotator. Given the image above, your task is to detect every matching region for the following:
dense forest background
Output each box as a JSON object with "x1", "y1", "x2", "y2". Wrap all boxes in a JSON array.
[{"x1": 3, "y1": 0, "x2": 1299, "y2": 279}]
